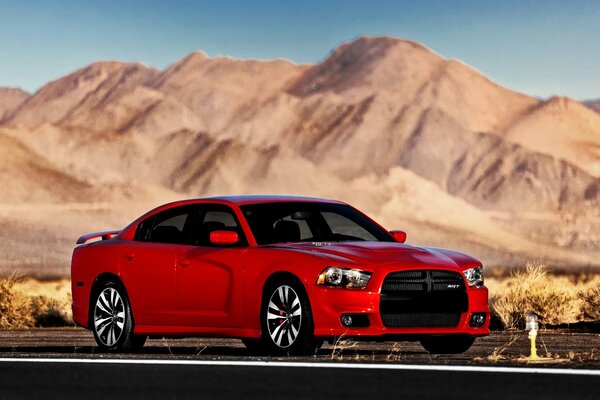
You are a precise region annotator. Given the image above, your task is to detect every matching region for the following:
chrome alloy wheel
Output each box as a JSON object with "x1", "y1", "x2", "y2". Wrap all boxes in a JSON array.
[
  {"x1": 94, "y1": 287, "x2": 125, "y2": 347},
  {"x1": 266, "y1": 285, "x2": 302, "y2": 348}
]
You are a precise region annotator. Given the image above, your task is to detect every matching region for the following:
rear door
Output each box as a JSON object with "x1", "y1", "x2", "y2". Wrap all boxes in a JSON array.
[
  {"x1": 120, "y1": 205, "x2": 195, "y2": 326},
  {"x1": 175, "y1": 204, "x2": 247, "y2": 327}
]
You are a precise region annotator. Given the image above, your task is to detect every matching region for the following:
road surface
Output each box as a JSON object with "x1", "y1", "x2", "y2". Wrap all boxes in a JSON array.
[{"x1": 0, "y1": 329, "x2": 598, "y2": 399}]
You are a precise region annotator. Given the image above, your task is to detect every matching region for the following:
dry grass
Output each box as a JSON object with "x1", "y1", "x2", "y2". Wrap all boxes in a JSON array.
[
  {"x1": 488, "y1": 263, "x2": 600, "y2": 329},
  {"x1": 385, "y1": 342, "x2": 403, "y2": 362},
  {"x1": 579, "y1": 283, "x2": 600, "y2": 321},
  {"x1": 0, "y1": 276, "x2": 33, "y2": 328},
  {"x1": 329, "y1": 334, "x2": 359, "y2": 359},
  {"x1": 474, "y1": 334, "x2": 519, "y2": 363},
  {"x1": 0, "y1": 276, "x2": 72, "y2": 328},
  {"x1": 4, "y1": 264, "x2": 600, "y2": 331}
]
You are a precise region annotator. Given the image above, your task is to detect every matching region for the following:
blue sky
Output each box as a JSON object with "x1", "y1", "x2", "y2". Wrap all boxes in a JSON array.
[{"x1": 0, "y1": 0, "x2": 598, "y2": 100}]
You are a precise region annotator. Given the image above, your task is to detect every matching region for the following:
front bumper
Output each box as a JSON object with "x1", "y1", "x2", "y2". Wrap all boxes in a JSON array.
[{"x1": 307, "y1": 271, "x2": 490, "y2": 338}]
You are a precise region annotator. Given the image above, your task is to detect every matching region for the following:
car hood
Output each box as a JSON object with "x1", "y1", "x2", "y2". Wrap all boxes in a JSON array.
[{"x1": 267, "y1": 241, "x2": 479, "y2": 270}]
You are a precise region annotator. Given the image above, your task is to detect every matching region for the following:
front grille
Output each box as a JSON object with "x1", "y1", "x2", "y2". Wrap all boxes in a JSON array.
[{"x1": 380, "y1": 270, "x2": 467, "y2": 328}]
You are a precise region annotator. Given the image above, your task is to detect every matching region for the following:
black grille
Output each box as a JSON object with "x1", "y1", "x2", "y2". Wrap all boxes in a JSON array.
[{"x1": 380, "y1": 270, "x2": 467, "y2": 328}]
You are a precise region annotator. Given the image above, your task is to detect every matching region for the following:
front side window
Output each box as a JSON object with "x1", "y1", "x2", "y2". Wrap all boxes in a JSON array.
[
  {"x1": 190, "y1": 205, "x2": 247, "y2": 247},
  {"x1": 241, "y1": 202, "x2": 393, "y2": 245},
  {"x1": 134, "y1": 204, "x2": 246, "y2": 246}
]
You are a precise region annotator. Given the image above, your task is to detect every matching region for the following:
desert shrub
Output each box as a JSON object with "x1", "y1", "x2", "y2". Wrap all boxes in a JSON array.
[
  {"x1": 489, "y1": 263, "x2": 582, "y2": 329},
  {"x1": 0, "y1": 276, "x2": 72, "y2": 329},
  {"x1": 0, "y1": 276, "x2": 34, "y2": 328},
  {"x1": 30, "y1": 295, "x2": 71, "y2": 327},
  {"x1": 579, "y1": 283, "x2": 600, "y2": 321}
]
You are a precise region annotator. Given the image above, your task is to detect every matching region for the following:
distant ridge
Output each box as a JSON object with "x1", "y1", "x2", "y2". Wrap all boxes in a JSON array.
[
  {"x1": 585, "y1": 99, "x2": 600, "y2": 114},
  {"x1": 1, "y1": 35, "x2": 599, "y2": 273},
  {"x1": 0, "y1": 87, "x2": 30, "y2": 120}
]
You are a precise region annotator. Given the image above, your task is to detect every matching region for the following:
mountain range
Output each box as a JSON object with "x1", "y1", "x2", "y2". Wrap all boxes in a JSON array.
[
  {"x1": 1, "y1": 36, "x2": 599, "y2": 276},
  {"x1": 585, "y1": 99, "x2": 600, "y2": 114}
]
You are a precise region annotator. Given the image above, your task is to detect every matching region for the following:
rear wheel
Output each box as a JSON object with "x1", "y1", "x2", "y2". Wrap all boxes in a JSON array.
[
  {"x1": 92, "y1": 281, "x2": 146, "y2": 352},
  {"x1": 420, "y1": 335, "x2": 475, "y2": 354},
  {"x1": 252, "y1": 280, "x2": 319, "y2": 355}
]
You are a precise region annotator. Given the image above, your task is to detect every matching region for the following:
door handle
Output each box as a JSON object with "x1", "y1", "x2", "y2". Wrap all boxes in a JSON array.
[
  {"x1": 125, "y1": 253, "x2": 135, "y2": 261},
  {"x1": 179, "y1": 259, "x2": 190, "y2": 268}
]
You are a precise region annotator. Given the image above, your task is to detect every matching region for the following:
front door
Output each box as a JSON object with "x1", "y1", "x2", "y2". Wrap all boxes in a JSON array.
[{"x1": 176, "y1": 204, "x2": 247, "y2": 327}]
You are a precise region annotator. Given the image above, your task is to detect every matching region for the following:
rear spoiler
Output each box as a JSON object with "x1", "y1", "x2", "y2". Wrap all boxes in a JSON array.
[{"x1": 76, "y1": 230, "x2": 121, "y2": 245}]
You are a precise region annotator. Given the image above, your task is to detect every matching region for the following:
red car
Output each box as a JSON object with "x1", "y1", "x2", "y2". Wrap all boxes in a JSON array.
[{"x1": 71, "y1": 195, "x2": 489, "y2": 355}]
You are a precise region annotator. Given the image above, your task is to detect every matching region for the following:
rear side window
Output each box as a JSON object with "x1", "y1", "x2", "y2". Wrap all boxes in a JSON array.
[{"x1": 134, "y1": 206, "x2": 193, "y2": 245}]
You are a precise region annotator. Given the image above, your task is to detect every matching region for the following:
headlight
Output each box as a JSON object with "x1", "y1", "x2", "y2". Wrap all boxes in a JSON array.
[
  {"x1": 316, "y1": 266, "x2": 372, "y2": 288},
  {"x1": 464, "y1": 266, "x2": 484, "y2": 287}
]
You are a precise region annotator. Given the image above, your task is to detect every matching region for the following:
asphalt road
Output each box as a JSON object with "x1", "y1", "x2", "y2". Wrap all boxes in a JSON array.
[
  {"x1": 0, "y1": 358, "x2": 599, "y2": 400},
  {"x1": 0, "y1": 329, "x2": 599, "y2": 399}
]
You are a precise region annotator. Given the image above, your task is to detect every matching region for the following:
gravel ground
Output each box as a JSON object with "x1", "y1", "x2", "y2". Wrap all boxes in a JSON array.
[{"x1": 0, "y1": 329, "x2": 599, "y2": 368}]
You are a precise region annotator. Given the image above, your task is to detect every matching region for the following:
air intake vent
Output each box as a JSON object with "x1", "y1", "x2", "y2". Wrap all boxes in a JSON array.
[{"x1": 380, "y1": 270, "x2": 467, "y2": 328}]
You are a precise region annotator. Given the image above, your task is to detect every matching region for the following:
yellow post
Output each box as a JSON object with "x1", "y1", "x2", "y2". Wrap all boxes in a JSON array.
[
  {"x1": 528, "y1": 329, "x2": 539, "y2": 359},
  {"x1": 525, "y1": 313, "x2": 540, "y2": 360}
]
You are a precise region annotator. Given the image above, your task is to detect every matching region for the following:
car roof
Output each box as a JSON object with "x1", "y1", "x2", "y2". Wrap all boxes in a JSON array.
[{"x1": 204, "y1": 194, "x2": 345, "y2": 206}]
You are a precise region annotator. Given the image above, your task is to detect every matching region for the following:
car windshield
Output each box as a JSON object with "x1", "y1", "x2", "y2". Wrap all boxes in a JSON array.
[{"x1": 240, "y1": 202, "x2": 394, "y2": 245}]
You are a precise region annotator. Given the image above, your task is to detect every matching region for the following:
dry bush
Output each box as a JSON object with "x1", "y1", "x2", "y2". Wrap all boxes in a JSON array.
[
  {"x1": 579, "y1": 283, "x2": 600, "y2": 321},
  {"x1": 0, "y1": 276, "x2": 34, "y2": 328},
  {"x1": 0, "y1": 276, "x2": 72, "y2": 328},
  {"x1": 29, "y1": 295, "x2": 72, "y2": 327},
  {"x1": 488, "y1": 263, "x2": 583, "y2": 329}
]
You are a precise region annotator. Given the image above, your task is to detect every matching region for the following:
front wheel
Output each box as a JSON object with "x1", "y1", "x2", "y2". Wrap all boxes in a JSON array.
[
  {"x1": 420, "y1": 335, "x2": 475, "y2": 354},
  {"x1": 92, "y1": 281, "x2": 146, "y2": 352},
  {"x1": 255, "y1": 281, "x2": 319, "y2": 355}
]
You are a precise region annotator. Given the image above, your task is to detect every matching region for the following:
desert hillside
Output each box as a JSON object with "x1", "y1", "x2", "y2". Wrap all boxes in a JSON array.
[
  {"x1": 0, "y1": 87, "x2": 29, "y2": 120},
  {"x1": 1, "y1": 35, "x2": 599, "y2": 276},
  {"x1": 586, "y1": 99, "x2": 600, "y2": 114}
]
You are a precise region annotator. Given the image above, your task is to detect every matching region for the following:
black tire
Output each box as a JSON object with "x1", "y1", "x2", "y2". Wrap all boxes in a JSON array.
[
  {"x1": 420, "y1": 335, "x2": 475, "y2": 354},
  {"x1": 91, "y1": 280, "x2": 146, "y2": 352},
  {"x1": 256, "y1": 279, "x2": 319, "y2": 355}
]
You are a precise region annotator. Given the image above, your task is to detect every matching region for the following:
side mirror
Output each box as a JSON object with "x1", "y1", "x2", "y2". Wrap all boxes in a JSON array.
[
  {"x1": 389, "y1": 230, "x2": 407, "y2": 243},
  {"x1": 209, "y1": 230, "x2": 239, "y2": 246}
]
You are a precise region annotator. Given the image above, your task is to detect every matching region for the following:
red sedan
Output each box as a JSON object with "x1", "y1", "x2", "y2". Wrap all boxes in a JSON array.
[{"x1": 71, "y1": 195, "x2": 489, "y2": 354}]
